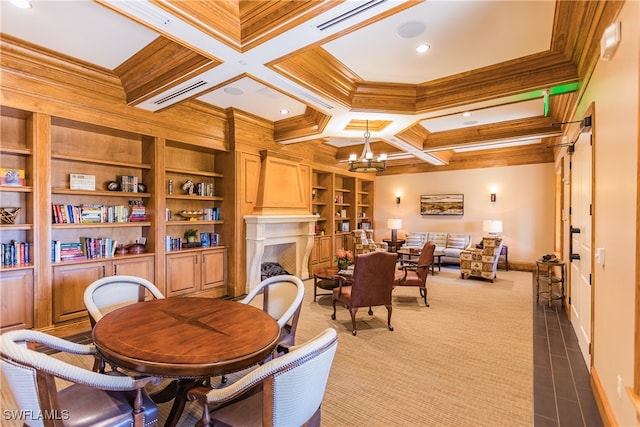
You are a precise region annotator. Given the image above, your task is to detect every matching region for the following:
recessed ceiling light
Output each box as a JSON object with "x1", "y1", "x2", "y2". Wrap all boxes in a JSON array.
[
  {"x1": 463, "y1": 120, "x2": 479, "y2": 126},
  {"x1": 9, "y1": 0, "x2": 32, "y2": 9},
  {"x1": 462, "y1": 112, "x2": 472, "y2": 117},
  {"x1": 416, "y1": 44, "x2": 430, "y2": 53},
  {"x1": 397, "y1": 21, "x2": 426, "y2": 39},
  {"x1": 223, "y1": 87, "x2": 243, "y2": 96},
  {"x1": 280, "y1": 109, "x2": 289, "y2": 115}
]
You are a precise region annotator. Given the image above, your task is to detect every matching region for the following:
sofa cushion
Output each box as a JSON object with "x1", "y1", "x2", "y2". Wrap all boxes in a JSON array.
[
  {"x1": 427, "y1": 232, "x2": 448, "y2": 247},
  {"x1": 405, "y1": 232, "x2": 427, "y2": 248},
  {"x1": 446, "y1": 233, "x2": 470, "y2": 249}
]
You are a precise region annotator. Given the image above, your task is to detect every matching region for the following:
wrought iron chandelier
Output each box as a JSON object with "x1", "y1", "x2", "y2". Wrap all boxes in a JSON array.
[{"x1": 348, "y1": 120, "x2": 387, "y2": 172}]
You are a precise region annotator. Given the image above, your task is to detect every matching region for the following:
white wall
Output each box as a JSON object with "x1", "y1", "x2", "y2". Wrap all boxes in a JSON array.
[
  {"x1": 374, "y1": 163, "x2": 556, "y2": 264},
  {"x1": 574, "y1": 1, "x2": 638, "y2": 424}
]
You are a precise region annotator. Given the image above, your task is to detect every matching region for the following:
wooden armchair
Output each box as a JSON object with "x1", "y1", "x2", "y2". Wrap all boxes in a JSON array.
[
  {"x1": 394, "y1": 241, "x2": 436, "y2": 306},
  {"x1": 331, "y1": 251, "x2": 397, "y2": 335},
  {"x1": 0, "y1": 329, "x2": 158, "y2": 427}
]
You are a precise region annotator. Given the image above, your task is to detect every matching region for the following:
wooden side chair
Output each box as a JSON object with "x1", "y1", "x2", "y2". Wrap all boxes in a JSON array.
[
  {"x1": 0, "y1": 329, "x2": 159, "y2": 427},
  {"x1": 394, "y1": 241, "x2": 436, "y2": 306},
  {"x1": 242, "y1": 274, "x2": 305, "y2": 354},
  {"x1": 331, "y1": 251, "x2": 397, "y2": 335},
  {"x1": 187, "y1": 328, "x2": 338, "y2": 427}
]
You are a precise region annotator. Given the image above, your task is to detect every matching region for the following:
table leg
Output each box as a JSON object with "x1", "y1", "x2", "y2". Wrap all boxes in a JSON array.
[{"x1": 152, "y1": 378, "x2": 207, "y2": 427}]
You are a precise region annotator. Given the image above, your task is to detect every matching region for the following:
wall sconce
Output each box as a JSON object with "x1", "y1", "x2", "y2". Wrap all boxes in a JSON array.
[
  {"x1": 490, "y1": 193, "x2": 497, "y2": 202},
  {"x1": 395, "y1": 191, "x2": 402, "y2": 206},
  {"x1": 600, "y1": 21, "x2": 621, "y2": 61}
]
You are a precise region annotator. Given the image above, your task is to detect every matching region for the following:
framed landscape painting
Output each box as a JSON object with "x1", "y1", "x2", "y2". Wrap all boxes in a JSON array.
[{"x1": 420, "y1": 194, "x2": 464, "y2": 216}]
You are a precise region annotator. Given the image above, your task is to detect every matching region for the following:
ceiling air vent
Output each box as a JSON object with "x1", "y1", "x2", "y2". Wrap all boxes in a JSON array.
[
  {"x1": 316, "y1": 0, "x2": 387, "y2": 31},
  {"x1": 153, "y1": 80, "x2": 210, "y2": 106}
]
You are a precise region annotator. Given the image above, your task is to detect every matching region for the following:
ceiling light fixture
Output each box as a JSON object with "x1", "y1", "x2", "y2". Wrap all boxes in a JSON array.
[
  {"x1": 416, "y1": 43, "x2": 430, "y2": 53},
  {"x1": 9, "y1": 0, "x2": 31, "y2": 9},
  {"x1": 280, "y1": 109, "x2": 289, "y2": 115},
  {"x1": 348, "y1": 120, "x2": 387, "y2": 173}
]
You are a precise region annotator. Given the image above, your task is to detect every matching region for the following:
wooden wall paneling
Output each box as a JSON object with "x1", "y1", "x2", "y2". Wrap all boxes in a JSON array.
[
  {"x1": 153, "y1": 138, "x2": 167, "y2": 295},
  {"x1": 1, "y1": 35, "x2": 227, "y2": 150},
  {"x1": 0, "y1": 269, "x2": 34, "y2": 330},
  {"x1": 32, "y1": 112, "x2": 52, "y2": 329}
]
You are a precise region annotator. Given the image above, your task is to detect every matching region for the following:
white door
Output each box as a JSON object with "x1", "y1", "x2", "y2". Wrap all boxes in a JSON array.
[{"x1": 569, "y1": 130, "x2": 593, "y2": 368}]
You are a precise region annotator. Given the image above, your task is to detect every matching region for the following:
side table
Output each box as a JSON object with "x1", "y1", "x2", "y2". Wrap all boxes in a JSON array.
[
  {"x1": 313, "y1": 266, "x2": 340, "y2": 302},
  {"x1": 477, "y1": 243, "x2": 508, "y2": 270},
  {"x1": 535, "y1": 259, "x2": 566, "y2": 307},
  {"x1": 383, "y1": 239, "x2": 406, "y2": 253}
]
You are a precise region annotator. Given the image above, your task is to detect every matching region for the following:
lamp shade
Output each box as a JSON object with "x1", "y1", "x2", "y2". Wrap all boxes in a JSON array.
[
  {"x1": 387, "y1": 219, "x2": 402, "y2": 230},
  {"x1": 482, "y1": 220, "x2": 503, "y2": 234}
]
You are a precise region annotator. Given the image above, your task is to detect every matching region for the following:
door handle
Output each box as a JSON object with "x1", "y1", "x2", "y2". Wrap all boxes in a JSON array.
[{"x1": 569, "y1": 225, "x2": 581, "y2": 261}]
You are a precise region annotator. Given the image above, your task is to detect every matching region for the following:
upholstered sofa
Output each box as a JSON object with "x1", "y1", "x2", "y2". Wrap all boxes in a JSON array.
[{"x1": 402, "y1": 231, "x2": 472, "y2": 265}]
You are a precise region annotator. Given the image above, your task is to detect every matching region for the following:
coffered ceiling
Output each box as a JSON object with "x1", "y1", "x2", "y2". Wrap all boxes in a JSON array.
[{"x1": 0, "y1": 0, "x2": 612, "y2": 174}]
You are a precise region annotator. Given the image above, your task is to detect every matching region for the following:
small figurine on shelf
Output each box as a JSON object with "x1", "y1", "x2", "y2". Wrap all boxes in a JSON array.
[{"x1": 182, "y1": 178, "x2": 194, "y2": 195}]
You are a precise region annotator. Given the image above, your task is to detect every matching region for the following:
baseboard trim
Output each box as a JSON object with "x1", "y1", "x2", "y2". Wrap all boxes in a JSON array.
[{"x1": 592, "y1": 365, "x2": 617, "y2": 426}]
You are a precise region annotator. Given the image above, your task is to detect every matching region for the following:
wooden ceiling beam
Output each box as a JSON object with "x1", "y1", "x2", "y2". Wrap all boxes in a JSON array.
[
  {"x1": 423, "y1": 116, "x2": 562, "y2": 151},
  {"x1": 273, "y1": 106, "x2": 330, "y2": 142},
  {"x1": 114, "y1": 36, "x2": 220, "y2": 106}
]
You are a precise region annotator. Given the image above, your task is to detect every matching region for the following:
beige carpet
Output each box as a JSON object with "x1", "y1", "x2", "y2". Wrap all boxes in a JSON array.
[{"x1": 1, "y1": 267, "x2": 533, "y2": 426}]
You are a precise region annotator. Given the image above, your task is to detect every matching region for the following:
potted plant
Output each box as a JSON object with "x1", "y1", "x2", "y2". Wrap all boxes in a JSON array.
[{"x1": 184, "y1": 228, "x2": 198, "y2": 243}]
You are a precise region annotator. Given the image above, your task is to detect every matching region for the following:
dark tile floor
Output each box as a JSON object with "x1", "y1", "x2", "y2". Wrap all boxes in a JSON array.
[{"x1": 534, "y1": 297, "x2": 603, "y2": 426}]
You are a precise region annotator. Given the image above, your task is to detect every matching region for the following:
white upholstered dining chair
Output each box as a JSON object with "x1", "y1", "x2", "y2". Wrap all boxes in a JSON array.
[
  {"x1": 0, "y1": 329, "x2": 159, "y2": 427},
  {"x1": 83, "y1": 275, "x2": 164, "y2": 327},
  {"x1": 241, "y1": 274, "x2": 305, "y2": 353},
  {"x1": 187, "y1": 327, "x2": 338, "y2": 427}
]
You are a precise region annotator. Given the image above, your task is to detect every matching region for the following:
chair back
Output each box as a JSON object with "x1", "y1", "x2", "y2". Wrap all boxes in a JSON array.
[
  {"x1": 242, "y1": 275, "x2": 304, "y2": 330},
  {"x1": 84, "y1": 275, "x2": 164, "y2": 326},
  {"x1": 201, "y1": 328, "x2": 338, "y2": 427},
  {"x1": 1, "y1": 329, "x2": 156, "y2": 427},
  {"x1": 416, "y1": 241, "x2": 436, "y2": 281},
  {"x1": 269, "y1": 328, "x2": 338, "y2": 426},
  {"x1": 350, "y1": 251, "x2": 397, "y2": 308}
]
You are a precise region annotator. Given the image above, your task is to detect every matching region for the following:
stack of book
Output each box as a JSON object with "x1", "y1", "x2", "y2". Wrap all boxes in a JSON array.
[{"x1": 128, "y1": 201, "x2": 147, "y2": 222}]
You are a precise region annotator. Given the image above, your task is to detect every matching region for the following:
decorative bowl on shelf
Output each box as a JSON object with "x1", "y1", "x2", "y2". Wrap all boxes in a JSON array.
[
  {"x1": 179, "y1": 210, "x2": 204, "y2": 221},
  {"x1": 0, "y1": 207, "x2": 21, "y2": 224}
]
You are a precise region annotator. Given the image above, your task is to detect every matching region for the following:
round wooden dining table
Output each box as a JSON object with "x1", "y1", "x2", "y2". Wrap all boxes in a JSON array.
[{"x1": 92, "y1": 296, "x2": 280, "y2": 427}]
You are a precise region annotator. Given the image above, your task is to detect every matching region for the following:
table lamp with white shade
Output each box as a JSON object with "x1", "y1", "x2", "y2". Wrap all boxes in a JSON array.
[
  {"x1": 483, "y1": 220, "x2": 503, "y2": 236},
  {"x1": 387, "y1": 218, "x2": 403, "y2": 241}
]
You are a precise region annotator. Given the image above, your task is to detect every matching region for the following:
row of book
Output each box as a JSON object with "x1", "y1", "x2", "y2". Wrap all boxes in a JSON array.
[
  {"x1": 165, "y1": 233, "x2": 219, "y2": 251},
  {"x1": 51, "y1": 237, "x2": 118, "y2": 262},
  {"x1": 118, "y1": 175, "x2": 140, "y2": 193},
  {"x1": 52, "y1": 203, "x2": 147, "y2": 224},
  {"x1": 1, "y1": 241, "x2": 32, "y2": 266}
]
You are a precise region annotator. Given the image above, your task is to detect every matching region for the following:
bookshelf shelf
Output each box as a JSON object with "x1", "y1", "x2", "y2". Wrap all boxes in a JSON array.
[
  {"x1": 166, "y1": 195, "x2": 223, "y2": 201},
  {"x1": 165, "y1": 167, "x2": 223, "y2": 178},
  {"x1": 52, "y1": 188, "x2": 151, "y2": 198},
  {"x1": 0, "y1": 224, "x2": 33, "y2": 231},
  {"x1": 0, "y1": 185, "x2": 32, "y2": 193},
  {"x1": 0, "y1": 146, "x2": 31, "y2": 156},
  {"x1": 51, "y1": 154, "x2": 152, "y2": 170},
  {"x1": 51, "y1": 222, "x2": 151, "y2": 229},
  {"x1": 166, "y1": 220, "x2": 223, "y2": 226}
]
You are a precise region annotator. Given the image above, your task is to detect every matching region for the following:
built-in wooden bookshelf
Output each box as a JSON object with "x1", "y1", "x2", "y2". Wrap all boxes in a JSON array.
[
  {"x1": 0, "y1": 108, "x2": 230, "y2": 332},
  {"x1": 0, "y1": 106, "x2": 36, "y2": 330},
  {"x1": 161, "y1": 140, "x2": 227, "y2": 298}
]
